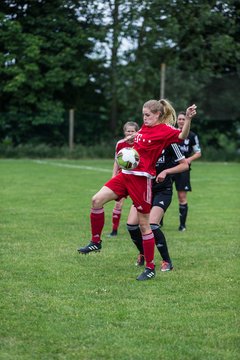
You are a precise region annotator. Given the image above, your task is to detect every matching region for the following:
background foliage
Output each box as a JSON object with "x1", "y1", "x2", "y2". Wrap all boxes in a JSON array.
[{"x1": 0, "y1": 0, "x2": 239, "y2": 159}]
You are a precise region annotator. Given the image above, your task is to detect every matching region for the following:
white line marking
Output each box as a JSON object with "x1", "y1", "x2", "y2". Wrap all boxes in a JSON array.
[{"x1": 34, "y1": 160, "x2": 112, "y2": 173}]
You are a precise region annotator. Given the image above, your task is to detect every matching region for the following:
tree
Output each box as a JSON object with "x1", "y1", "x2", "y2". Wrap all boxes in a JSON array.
[
  {"x1": 0, "y1": 0, "x2": 102, "y2": 144},
  {"x1": 109, "y1": 0, "x2": 240, "y2": 152},
  {"x1": 0, "y1": 0, "x2": 239, "y2": 151}
]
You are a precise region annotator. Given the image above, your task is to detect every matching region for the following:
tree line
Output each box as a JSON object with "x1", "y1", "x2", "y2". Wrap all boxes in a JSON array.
[{"x1": 0, "y1": 0, "x2": 239, "y2": 158}]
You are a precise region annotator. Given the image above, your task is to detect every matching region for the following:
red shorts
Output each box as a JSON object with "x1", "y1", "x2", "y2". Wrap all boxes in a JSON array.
[{"x1": 104, "y1": 173, "x2": 152, "y2": 214}]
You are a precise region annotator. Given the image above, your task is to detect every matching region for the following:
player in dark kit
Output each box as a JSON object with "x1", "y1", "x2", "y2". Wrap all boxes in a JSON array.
[
  {"x1": 127, "y1": 143, "x2": 189, "y2": 271},
  {"x1": 172, "y1": 111, "x2": 201, "y2": 231}
]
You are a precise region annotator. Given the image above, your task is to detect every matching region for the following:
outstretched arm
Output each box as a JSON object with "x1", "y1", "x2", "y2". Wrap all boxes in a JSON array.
[{"x1": 179, "y1": 104, "x2": 197, "y2": 140}]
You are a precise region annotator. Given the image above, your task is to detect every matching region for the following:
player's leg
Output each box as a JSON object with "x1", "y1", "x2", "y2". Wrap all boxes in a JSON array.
[
  {"x1": 175, "y1": 171, "x2": 191, "y2": 231},
  {"x1": 177, "y1": 191, "x2": 188, "y2": 231},
  {"x1": 150, "y1": 193, "x2": 173, "y2": 271},
  {"x1": 125, "y1": 174, "x2": 155, "y2": 280},
  {"x1": 160, "y1": 217, "x2": 164, "y2": 227},
  {"x1": 108, "y1": 197, "x2": 125, "y2": 237},
  {"x1": 126, "y1": 205, "x2": 144, "y2": 266},
  {"x1": 136, "y1": 211, "x2": 155, "y2": 280},
  {"x1": 78, "y1": 186, "x2": 118, "y2": 254}
]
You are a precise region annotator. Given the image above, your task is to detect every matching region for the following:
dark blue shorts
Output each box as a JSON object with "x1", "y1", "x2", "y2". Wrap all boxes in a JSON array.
[
  {"x1": 152, "y1": 188, "x2": 173, "y2": 212},
  {"x1": 172, "y1": 170, "x2": 192, "y2": 192}
]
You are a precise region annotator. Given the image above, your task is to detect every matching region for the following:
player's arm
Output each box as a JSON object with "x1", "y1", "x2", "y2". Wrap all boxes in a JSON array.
[
  {"x1": 187, "y1": 151, "x2": 201, "y2": 165},
  {"x1": 112, "y1": 159, "x2": 120, "y2": 177},
  {"x1": 125, "y1": 133, "x2": 138, "y2": 143},
  {"x1": 187, "y1": 137, "x2": 202, "y2": 165},
  {"x1": 156, "y1": 158, "x2": 189, "y2": 183},
  {"x1": 179, "y1": 104, "x2": 197, "y2": 140}
]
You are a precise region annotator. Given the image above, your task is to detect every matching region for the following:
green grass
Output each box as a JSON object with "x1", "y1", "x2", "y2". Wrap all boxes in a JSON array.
[{"x1": 0, "y1": 159, "x2": 239, "y2": 360}]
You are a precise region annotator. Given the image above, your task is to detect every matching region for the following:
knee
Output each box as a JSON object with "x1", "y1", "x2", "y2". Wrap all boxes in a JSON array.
[
  {"x1": 92, "y1": 194, "x2": 102, "y2": 208},
  {"x1": 115, "y1": 202, "x2": 122, "y2": 211},
  {"x1": 139, "y1": 223, "x2": 149, "y2": 235},
  {"x1": 178, "y1": 192, "x2": 187, "y2": 204}
]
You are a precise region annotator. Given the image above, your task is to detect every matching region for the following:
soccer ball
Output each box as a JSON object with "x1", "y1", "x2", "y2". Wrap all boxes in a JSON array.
[{"x1": 116, "y1": 147, "x2": 140, "y2": 170}]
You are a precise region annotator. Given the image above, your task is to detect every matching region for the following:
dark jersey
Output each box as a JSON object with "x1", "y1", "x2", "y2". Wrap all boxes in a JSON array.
[
  {"x1": 177, "y1": 131, "x2": 201, "y2": 158},
  {"x1": 152, "y1": 143, "x2": 185, "y2": 193}
]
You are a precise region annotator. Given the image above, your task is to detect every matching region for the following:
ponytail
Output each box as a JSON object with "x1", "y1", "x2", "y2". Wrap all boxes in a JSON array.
[{"x1": 159, "y1": 99, "x2": 176, "y2": 126}]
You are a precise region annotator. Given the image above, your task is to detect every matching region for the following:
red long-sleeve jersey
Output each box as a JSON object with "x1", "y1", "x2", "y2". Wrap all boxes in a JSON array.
[{"x1": 122, "y1": 123, "x2": 181, "y2": 179}]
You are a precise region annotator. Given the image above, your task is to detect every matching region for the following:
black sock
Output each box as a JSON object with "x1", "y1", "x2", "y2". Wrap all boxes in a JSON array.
[
  {"x1": 179, "y1": 203, "x2": 188, "y2": 227},
  {"x1": 126, "y1": 224, "x2": 144, "y2": 254},
  {"x1": 151, "y1": 223, "x2": 171, "y2": 263}
]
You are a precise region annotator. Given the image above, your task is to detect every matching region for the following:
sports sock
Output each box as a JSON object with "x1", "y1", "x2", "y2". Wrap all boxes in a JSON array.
[
  {"x1": 142, "y1": 232, "x2": 155, "y2": 270},
  {"x1": 126, "y1": 224, "x2": 144, "y2": 254},
  {"x1": 151, "y1": 223, "x2": 171, "y2": 263},
  {"x1": 112, "y1": 208, "x2": 122, "y2": 231},
  {"x1": 179, "y1": 203, "x2": 188, "y2": 227},
  {"x1": 90, "y1": 207, "x2": 104, "y2": 243}
]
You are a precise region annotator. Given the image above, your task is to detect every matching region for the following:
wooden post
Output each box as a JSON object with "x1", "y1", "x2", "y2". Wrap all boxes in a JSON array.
[
  {"x1": 69, "y1": 109, "x2": 74, "y2": 151},
  {"x1": 160, "y1": 63, "x2": 166, "y2": 99}
]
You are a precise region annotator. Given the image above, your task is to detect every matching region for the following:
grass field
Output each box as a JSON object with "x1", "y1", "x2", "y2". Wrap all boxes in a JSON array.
[{"x1": 0, "y1": 159, "x2": 239, "y2": 360}]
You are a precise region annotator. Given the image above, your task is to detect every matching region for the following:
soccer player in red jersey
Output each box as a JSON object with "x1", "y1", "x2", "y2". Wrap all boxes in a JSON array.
[
  {"x1": 78, "y1": 99, "x2": 197, "y2": 281},
  {"x1": 108, "y1": 121, "x2": 139, "y2": 237}
]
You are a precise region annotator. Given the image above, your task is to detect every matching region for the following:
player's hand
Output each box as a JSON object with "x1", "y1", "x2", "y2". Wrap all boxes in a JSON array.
[
  {"x1": 125, "y1": 134, "x2": 136, "y2": 142},
  {"x1": 186, "y1": 104, "x2": 197, "y2": 119},
  {"x1": 156, "y1": 171, "x2": 167, "y2": 183}
]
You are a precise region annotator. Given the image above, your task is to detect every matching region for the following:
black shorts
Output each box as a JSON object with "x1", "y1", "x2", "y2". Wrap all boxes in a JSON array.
[
  {"x1": 152, "y1": 188, "x2": 173, "y2": 212},
  {"x1": 172, "y1": 170, "x2": 192, "y2": 192}
]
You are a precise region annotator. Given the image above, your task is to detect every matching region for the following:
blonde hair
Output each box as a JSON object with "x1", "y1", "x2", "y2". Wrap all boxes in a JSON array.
[
  {"x1": 123, "y1": 121, "x2": 139, "y2": 132},
  {"x1": 143, "y1": 99, "x2": 176, "y2": 126}
]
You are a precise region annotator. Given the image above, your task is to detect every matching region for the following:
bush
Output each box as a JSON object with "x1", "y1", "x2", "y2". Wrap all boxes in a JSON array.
[
  {"x1": 201, "y1": 146, "x2": 240, "y2": 162},
  {"x1": 0, "y1": 142, "x2": 239, "y2": 162},
  {"x1": 0, "y1": 143, "x2": 114, "y2": 159}
]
